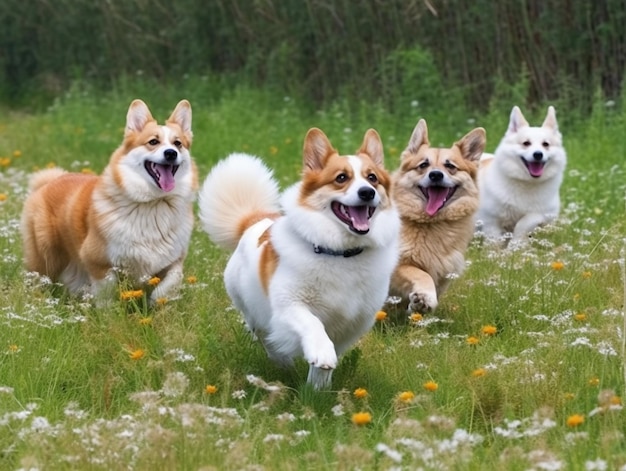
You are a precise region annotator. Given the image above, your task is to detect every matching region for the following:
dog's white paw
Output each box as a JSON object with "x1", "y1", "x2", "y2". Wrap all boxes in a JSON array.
[
  {"x1": 408, "y1": 290, "x2": 438, "y2": 314},
  {"x1": 303, "y1": 338, "x2": 337, "y2": 371}
]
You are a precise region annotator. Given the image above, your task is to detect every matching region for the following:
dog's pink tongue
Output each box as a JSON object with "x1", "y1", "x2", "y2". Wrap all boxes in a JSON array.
[
  {"x1": 528, "y1": 162, "x2": 544, "y2": 177},
  {"x1": 156, "y1": 164, "x2": 176, "y2": 192},
  {"x1": 425, "y1": 187, "x2": 448, "y2": 216},
  {"x1": 348, "y1": 205, "x2": 370, "y2": 232}
]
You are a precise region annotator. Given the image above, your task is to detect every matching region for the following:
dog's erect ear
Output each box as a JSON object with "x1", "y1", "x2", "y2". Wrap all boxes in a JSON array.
[
  {"x1": 167, "y1": 100, "x2": 193, "y2": 137},
  {"x1": 406, "y1": 119, "x2": 429, "y2": 155},
  {"x1": 125, "y1": 99, "x2": 155, "y2": 135},
  {"x1": 542, "y1": 106, "x2": 558, "y2": 131},
  {"x1": 303, "y1": 128, "x2": 337, "y2": 171},
  {"x1": 456, "y1": 127, "x2": 486, "y2": 162},
  {"x1": 358, "y1": 129, "x2": 384, "y2": 167},
  {"x1": 506, "y1": 106, "x2": 529, "y2": 134}
]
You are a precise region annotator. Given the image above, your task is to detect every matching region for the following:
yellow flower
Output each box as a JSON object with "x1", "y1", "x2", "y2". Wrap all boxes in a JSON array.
[
  {"x1": 551, "y1": 261, "x2": 565, "y2": 271},
  {"x1": 573, "y1": 293, "x2": 581, "y2": 301},
  {"x1": 351, "y1": 412, "x2": 372, "y2": 426},
  {"x1": 466, "y1": 336, "x2": 480, "y2": 345},
  {"x1": 481, "y1": 325, "x2": 497, "y2": 336},
  {"x1": 7, "y1": 344, "x2": 19, "y2": 353},
  {"x1": 284, "y1": 137, "x2": 292, "y2": 145},
  {"x1": 120, "y1": 289, "x2": 144, "y2": 301},
  {"x1": 0, "y1": 193, "x2": 7, "y2": 202},
  {"x1": 155, "y1": 297, "x2": 168, "y2": 306},
  {"x1": 269, "y1": 145, "x2": 279, "y2": 155},
  {"x1": 388, "y1": 146, "x2": 398, "y2": 156},
  {"x1": 138, "y1": 317, "x2": 152, "y2": 326},
  {"x1": 186, "y1": 275, "x2": 197, "y2": 284},
  {"x1": 573, "y1": 312, "x2": 587, "y2": 322},
  {"x1": 423, "y1": 381, "x2": 438, "y2": 392},
  {"x1": 45, "y1": 162, "x2": 56, "y2": 169},
  {"x1": 375, "y1": 310, "x2": 387, "y2": 322},
  {"x1": 566, "y1": 414, "x2": 585, "y2": 427},
  {"x1": 609, "y1": 395, "x2": 622, "y2": 406},
  {"x1": 353, "y1": 388, "x2": 368, "y2": 399},
  {"x1": 129, "y1": 348, "x2": 146, "y2": 360},
  {"x1": 81, "y1": 168, "x2": 95, "y2": 174},
  {"x1": 588, "y1": 377, "x2": 600, "y2": 387},
  {"x1": 0, "y1": 157, "x2": 10, "y2": 167},
  {"x1": 471, "y1": 368, "x2": 487, "y2": 377},
  {"x1": 205, "y1": 385, "x2": 218, "y2": 394},
  {"x1": 398, "y1": 391, "x2": 415, "y2": 403},
  {"x1": 13, "y1": 150, "x2": 22, "y2": 158},
  {"x1": 409, "y1": 313, "x2": 423, "y2": 323},
  {"x1": 147, "y1": 276, "x2": 161, "y2": 286},
  {"x1": 563, "y1": 392, "x2": 575, "y2": 401},
  {"x1": 581, "y1": 271, "x2": 592, "y2": 279}
]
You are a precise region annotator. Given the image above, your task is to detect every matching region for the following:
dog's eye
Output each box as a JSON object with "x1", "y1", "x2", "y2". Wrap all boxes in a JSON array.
[
  {"x1": 174, "y1": 140, "x2": 182, "y2": 148},
  {"x1": 522, "y1": 140, "x2": 531, "y2": 147},
  {"x1": 367, "y1": 173, "x2": 378, "y2": 184},
  {"x1": 148, "y1": 138, "x2": 159, "y2": 146},
  {"x1": 542, "y1": 141, "x2": 549, "y2": 148},
  {"x1": 444, "y1": 162, "x2": 456, "y2": 170},
  {"x1": 418, "y1": 161, "x2": 429, "y2": 169},
  {"x1": 335, "y1": 173, "x2": 348, "y2": 183}
]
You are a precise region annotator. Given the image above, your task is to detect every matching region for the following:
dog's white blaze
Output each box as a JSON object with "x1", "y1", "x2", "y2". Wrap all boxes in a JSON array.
[{"x1": 343, "y1": 155, "x2": 381, "y2": 206}]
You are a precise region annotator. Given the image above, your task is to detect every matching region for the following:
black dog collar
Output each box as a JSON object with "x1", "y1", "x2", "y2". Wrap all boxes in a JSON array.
[{"x1": 313, "y1": 245, "x2": 364, "y2": 258}]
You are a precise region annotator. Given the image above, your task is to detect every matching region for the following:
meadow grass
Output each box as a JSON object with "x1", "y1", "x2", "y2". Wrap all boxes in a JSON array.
[{"x1": 0, "y1": 84, "x2": 625, "y2": 470}]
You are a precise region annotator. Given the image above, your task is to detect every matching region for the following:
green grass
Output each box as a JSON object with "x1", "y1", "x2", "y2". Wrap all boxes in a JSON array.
[{"x1": 0, "y1": 83, "x2": 625, "y2": 470}]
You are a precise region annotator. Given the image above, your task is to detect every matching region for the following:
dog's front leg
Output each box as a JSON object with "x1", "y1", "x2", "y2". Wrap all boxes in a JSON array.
[
  {"x1": 392, "y1": 264, "x2": 438, "y2": 314},
  {"x1": 513, "y1": 213, "x2": 553, "y2": 239},
  {"x1": 150, "y1": 259, "x2": 184, "y2": 304},
  {"x1": 270, "y1": 305, "x2": 337, "y2": 390}
]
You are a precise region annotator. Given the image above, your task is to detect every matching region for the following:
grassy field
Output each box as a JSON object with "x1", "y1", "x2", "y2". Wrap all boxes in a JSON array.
[{"x1": 0, "y1": 83, "x2": 625, "y2": 470}]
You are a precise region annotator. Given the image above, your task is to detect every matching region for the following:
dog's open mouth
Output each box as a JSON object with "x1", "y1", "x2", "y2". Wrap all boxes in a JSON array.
[
  {"x1": 144, "y1": 161, "x2": 179, "y2": 192},
  {"x1": 420, "y1": 186, "x2": 457, "y2": 216},
  {"x1": 521, "y1": 158, "x2": 545, "y2": 178},
  {"x1": 331, "y1": 201, "x2": 375, "y2": 234}
]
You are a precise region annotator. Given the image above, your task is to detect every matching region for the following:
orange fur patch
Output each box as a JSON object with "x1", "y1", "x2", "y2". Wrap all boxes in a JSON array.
[{"x1": 257, "y1": 227, "x2": 279, "y2": 295}]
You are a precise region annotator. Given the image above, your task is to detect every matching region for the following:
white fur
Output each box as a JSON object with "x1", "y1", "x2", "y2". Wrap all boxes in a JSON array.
[
  {"x1": 477, "y1": 106, "x2": 567, "y2": 240},
  {"x1": 199, "y1": 153, "x2": 400, "y2": 389}
]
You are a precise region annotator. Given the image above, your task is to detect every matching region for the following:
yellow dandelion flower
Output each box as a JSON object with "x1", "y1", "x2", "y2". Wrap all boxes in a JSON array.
[
  {"x1": 471, "y1": 368, "x2": 487, "y2": 377},
  {"x1": 588, "y1": 377, "x2": 600, "y2": 387},
  {"x1": 120, "y1": 289, "x2": 144, "y2": 301},
  {"x1": 551, "y1": 261, "x2": 565, "y2": 271},
  {"x1": 81, "y1": 168, "x2": 95, "y2": 174},
  {"x1": 205, "y1": 384, "x2": 218, "y2": 394},
  {"x1": 466, "y1": 336, "x2": 480, "y2": 345},
  {"x1": 398, "y1": 391, "x2": 415, "y2": 402},
  {"x1": 481, "y1": 325, "x2": 497, "y2": 336},
  {"x1": 138, "y1": 317, "x2": 152, "y2": 326},
  {"x1": 409, "y1": 313, "x2": 423, "y2": 323},
  {"x1": 155, "y1": 297, "x2": 168, "y2": 306},
  {"x1": 581, "y1": 271, "x2": 592, "y2": 279},
  {"x1": 269, "y1": 145, "x2": 279, "y2": 155},
  {"x1": 566, "y1": 414, "x2": 585, "y2": 427},
  {"x1": 13, "y1": 150, "x2": 22, "y2": 158},
  {"x1": 0, "y1": 157, "x2": 10, "y2": 167},
  {"x1": 375, "y1": 310, "x2": 387, "y2": 322},
  {"x1": 609, "y1": 395, "x2": 621, "y2": 406},
  {"x1": 423, "y1": 381, "x2": 438, "y2": 392},
  {"x1": 7, "y1": 344, "x2": 19, "y2": 353},
  {"x1": 389, "y1": 146, "x2": 398, "y2": 156},
  {"x1": 573, "y1": 293, "x2": 581, "y2": 301},
  {"x1": 0, "y1": 193, "x2": 7, "y2": 202},
  {"x1": 186, "y1": 275, "x2": 197, "y2": 284},
  {"x1": 129, "y1": 348, "x2": 146, "y2": 360},
  {"x1": 353, "y1": 388, "x2": 368, "y2": 399},
  {"x1": 573, "y1": 312, "x2": 587, "y2": 322},
  {"x1": 351, "y1": 412, "x2": 372, "y2": 426},
  {"x1": 147, "y1": 276, "x2": 161, "y2": 286}
]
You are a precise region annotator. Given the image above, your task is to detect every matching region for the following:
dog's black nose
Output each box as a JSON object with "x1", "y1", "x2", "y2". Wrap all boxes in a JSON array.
[
  {"x1": 533, "y1": 151, "x2": 543, "y2": 161},
  {"x1": 358, "y1": 187, "x2": 376, "y2": 201},
  {"x1": 164, "y1": 149, "x2": 178, "y2": 162},
  {"x1": 429, "y1": 170, "x2": 444, "y2": 182}
]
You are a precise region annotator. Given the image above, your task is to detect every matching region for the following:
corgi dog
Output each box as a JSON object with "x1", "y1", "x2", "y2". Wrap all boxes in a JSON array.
[
  {"x1": 477, "y1": 106, "x2": 567, "y2": 240},
  {"x1": 20, "y1": 99, "x2": 197, "y2": 304},
  {"x1": 198, "y1": 128, "x2": 399, "y2": 389},
  {"x1": 388, "y1": 120, "x2": 485, "y2": 314}
]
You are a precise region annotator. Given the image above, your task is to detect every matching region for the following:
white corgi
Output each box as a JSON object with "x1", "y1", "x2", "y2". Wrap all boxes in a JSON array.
[
  {"x1": 198, "y1": 128, "x2": 400, "y2": 389},
  {"x1": 20, "y1": 99, "x2": 198, "y2": 304},
  {"x1": 477, "y1": 105, "x2": 567, "y2": 240}
]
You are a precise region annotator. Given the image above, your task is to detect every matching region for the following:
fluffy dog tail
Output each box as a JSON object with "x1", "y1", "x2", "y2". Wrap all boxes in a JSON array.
[
  {"x1": 198, "y1": 153, "x2": 281, "y2": 251},
  {"x1": 27, "y1": 168, "x2": 67, "y2": 192}
]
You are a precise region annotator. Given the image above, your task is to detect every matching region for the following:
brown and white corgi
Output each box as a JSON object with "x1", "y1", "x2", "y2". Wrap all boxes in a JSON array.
[
  {"x1": 198, "y1": 128, "x2": 400, "y2": 389},
  {"x1": 20, "y1": 99, "x2": 197, "y2": 304}
]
